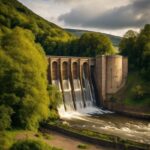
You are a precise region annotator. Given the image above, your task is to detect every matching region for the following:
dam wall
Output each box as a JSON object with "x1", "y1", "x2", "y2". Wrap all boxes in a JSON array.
[{"x1": 47, "y1": 55, "x2": 128, "y2": 110}]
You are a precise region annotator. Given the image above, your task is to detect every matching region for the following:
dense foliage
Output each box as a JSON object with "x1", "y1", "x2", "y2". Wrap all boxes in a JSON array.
[
  {"x1": 66, "y1": 28, "x2": 121, "y2": 47},
  {"x1": 119, "y1": 24, "x2": 150, "y2": 80},
  {"x1": 10, "y1": 140, "x2": 61, "y2": 150},
  {"x1": 78, "y1": 32, "x2": 115, "y2": 56},
  {"x1": 0, "y1": 0, "x2": 74, "y2": 55},
  {"x1": 119, "y1": 24, "x2": 150, "y2": 105},
  {"x1": 47, "y1": 85, "x2": 62, "y2": 120},
  {"x1": 0, "y1": 27, "x2": 50, "y2": 130}
]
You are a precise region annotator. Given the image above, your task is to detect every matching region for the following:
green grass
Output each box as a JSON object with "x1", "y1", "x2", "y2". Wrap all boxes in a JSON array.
[
  {"x1": 46, "y1": 122, "x2": 150, "y2": 150},
  {"x1": 0, "y1": 129, "x2": 54, "y2": 150},
  {"x1": 114, "y1": 71, "x2": 150, "y2": 107},
  {"x1": 77, "y1": 143, "x2": 88, "y2": 149}
]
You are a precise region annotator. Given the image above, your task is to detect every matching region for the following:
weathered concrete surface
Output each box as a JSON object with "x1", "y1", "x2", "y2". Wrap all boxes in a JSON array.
[{"x1": 47, "y1": 55, "x2": 128, "y2": 106}]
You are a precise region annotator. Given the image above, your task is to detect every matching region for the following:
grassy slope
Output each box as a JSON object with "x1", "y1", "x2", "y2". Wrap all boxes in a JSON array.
[
  {"x1": 65, "y1": 28, "x2": 121, "y2": 47},
  {"x1": 0, "y1": 0, "x2": 74, "y2": 54},
  {"x1": 0, "y1": 130, "x2": 54, "y2": 150},
  {"x1": 114, "y1": 72, "x2": 150, "y2": 108}
]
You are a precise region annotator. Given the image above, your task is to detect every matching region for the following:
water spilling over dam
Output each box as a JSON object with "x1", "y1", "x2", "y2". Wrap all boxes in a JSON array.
[
  {"x1": 47, "y1": 55, "x2": 150, "y2": 145},
  {"x1": 47, "y1": 55, "x2": 128, "y2": 113}
]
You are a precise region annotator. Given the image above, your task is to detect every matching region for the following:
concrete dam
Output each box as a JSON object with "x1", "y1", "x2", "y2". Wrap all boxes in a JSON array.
[{"x1": 47, "y1": 55, "x2": 128, "y2": 112}]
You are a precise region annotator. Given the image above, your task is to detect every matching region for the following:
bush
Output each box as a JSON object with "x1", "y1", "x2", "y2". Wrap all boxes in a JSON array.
[
  {"x1": 77, "y1": 144, "x2": 88, "y2": 149},
  {"x1": 0, "y1": 132, "x2": 14, "y2": 150},
  {"x1": 0, "y1": 105, "x2": 13, "y2": 130},
  {"x1": 47, "y1": 85, "x2": 62, "y2": 120},
  {"x1": 10, "y1": 140, "x2": 61, "y2": 150},
  {"x1": 132, "y1": 85, "x2": 145, "y2": 100}
]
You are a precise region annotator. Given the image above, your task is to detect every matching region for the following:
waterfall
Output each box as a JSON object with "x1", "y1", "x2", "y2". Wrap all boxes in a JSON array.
[
  {"x1": 82, "y1": 71, "x2": 96, "y2": 107},
  {"x1": 73, "y1": 79, "x2": 84, "y2": 110},
  {"x1": 52, "y1": 80, "x2": 62, "y2": 91},
  {"x1": 62, "y1": 79, "x2": 75, "y2": 111}
]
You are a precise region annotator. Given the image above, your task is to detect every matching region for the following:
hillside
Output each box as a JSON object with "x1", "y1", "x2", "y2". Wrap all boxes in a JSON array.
[
  {"x1": 0, "y1": 0, "x2": 74, "y2": 55},
  {"x1": 0, "y1": 0, "x2": 119, "y2": 56},
  {"x1": 65, "y1": 28, "x2": 121, "y2": 47}
]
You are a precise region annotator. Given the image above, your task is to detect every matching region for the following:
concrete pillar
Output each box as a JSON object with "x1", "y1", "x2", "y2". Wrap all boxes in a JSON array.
[
  {"x1": 106, "y1": 55, "x2": 123, "y2": 94},
  {"x1": 60, "y1": 59, "x2": 67, "y2": 110},
  {"x1": 95, "y1": 55, "x2": 106, "y2": 105},
  {"x1": 79, "y1": 60, "x2": 86, "y2": 107}
]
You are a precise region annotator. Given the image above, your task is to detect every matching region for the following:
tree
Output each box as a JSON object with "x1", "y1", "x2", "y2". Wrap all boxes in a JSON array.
[
  {"x1": 10, "y1": 140, "x2": 57, "y2": 150},
  {"x1": 119, "y1": 30, "x2": 138, "y2": 69},
  {"x1": 135, "y1": 24, "x2": 150, "y2": 80},
  {"x1": 0, "y1": 105, "x2": 13, "y2": 130},
  {"x1": 0, "y1": 27, "x2": 49, "y2": 130},
  {"x1": 47, "y1": 85, "x2": 62, "y2": 120},
  {"x1": 119, "y1": 24, "x2": 150, "y2": 80},
  {"x1": 78, "y1": 32, "x2": 116, "y2": 57}
]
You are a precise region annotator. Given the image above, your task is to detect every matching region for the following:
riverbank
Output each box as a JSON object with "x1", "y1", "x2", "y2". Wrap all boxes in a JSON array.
[
  {"x1": 42, "y1": 122, "x2": 150, "y2": 150},
  {"x1": 0, "y1": 130, "x2": 113, "y2": 150}
]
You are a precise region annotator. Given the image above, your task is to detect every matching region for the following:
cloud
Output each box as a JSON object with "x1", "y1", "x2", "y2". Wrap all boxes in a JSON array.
[{"x1": 59, "y1": 0, "x2": 150, "y2": 29}]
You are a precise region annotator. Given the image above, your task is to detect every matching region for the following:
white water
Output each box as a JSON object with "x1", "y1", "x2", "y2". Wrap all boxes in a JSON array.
[
  {"x1": 52, "y1": 75, "x2": 150, "y2": 145},
  {"x1": 82, "y1": 71, "x2": 96, "y2": 107},
  {"x1": 52, "y1": 80, "x2": 62, "y2": 91},
  {"x1": 58, "y1": 105, "x2": 113, "y2": 120},
  {"x1": 62, "y1": 79, "x2": 75, "y2": 111},
  {"x1": 63, "y1": 114, "x2": 150, "y2": 144},
  {"x1": 73, "y1": 79, "x2": 84, "y2": 110}
]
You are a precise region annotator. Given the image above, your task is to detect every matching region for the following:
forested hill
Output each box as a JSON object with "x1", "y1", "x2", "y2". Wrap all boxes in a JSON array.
[
  {"x1": 0, "y1": 0, "x2": 117, "y2": 56},
  {"x1": 65, "y1": 28, "x2": 121, "y2": 47},
  {"x1": 0, "y1": 0, "x2": 74, "y2": 55}
]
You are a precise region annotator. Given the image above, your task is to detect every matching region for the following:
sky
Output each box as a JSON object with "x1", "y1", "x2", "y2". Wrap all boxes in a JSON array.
[{"x1": 18, "y1": 0, "x2": 150, "y2": 36}]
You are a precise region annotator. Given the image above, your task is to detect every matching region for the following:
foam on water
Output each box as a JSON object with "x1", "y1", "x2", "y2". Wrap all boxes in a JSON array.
[{"x1": 58, "y1": 105, "x2": 114, "y2": 120}]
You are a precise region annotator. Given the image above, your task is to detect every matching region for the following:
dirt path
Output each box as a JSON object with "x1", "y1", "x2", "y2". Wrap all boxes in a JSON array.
[{"x1": 43, "y1": 130, "x2": 114, "y2": 150}]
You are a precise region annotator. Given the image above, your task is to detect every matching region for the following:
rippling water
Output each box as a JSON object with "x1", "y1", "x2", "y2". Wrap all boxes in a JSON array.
[{"x1": 59, "y1": 107, "x2": 150, "y2": 144}]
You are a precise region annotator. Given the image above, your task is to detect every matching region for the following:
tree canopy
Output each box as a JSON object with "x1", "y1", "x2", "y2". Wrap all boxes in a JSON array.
[
  {"x1": 119, "y1": 24, "x2": 150, "y2": 80},
  {"x1": 0, "y1": 27, "x2": 50, "y2": 130},
  {"x1": 78, "y1": 32, "x2": 116, "y2": 57}
]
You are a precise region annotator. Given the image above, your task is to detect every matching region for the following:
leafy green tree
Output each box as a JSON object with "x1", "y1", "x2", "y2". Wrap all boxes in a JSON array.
[
  {"x1": 132, "y1": 85, "x2": 145, "y2": 100},
  {"x1": 135, "y1": 24, "x2": 150, "y2": 80},
  {"x1": 0, "y1": 27, "x2": 49, "y2": 130},
  {"x1": 10, "y1": 140, "x2": 61, "y2": 150},
  {"x1": 78, "y1": 32, "x2": 116, "y2": 57},
  {"x1": 119, "y1": 30, "x2": 138, "y2": 69},
  {"x1": 0, "y1": 0, "x2": 74, "y2": 56},
  {"x1": 119, "y1": 25, "x2": 150, "y2": 80},
  {"x1": 0, "y1": 105, "x2": 13, "y2": 130},
  {"x1": 47, "y1": 85, "x2": 62, "y2": 120}
]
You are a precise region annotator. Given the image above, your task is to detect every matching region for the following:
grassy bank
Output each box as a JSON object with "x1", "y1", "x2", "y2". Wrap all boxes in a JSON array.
[
  {"x1": 113, "y1": 71, "x2": 150, "y2": 108},
  {"x1": 44, "y1": 121, "x2": 150, "y2": 150},
  {"x1": 0, "y1": 130, "x2": 60, "y2": 150}
]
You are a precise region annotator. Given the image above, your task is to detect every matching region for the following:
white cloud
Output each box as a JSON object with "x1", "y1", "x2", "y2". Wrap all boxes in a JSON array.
[{"x1": 18, "y1": 0, "x2": 147, "y2": 36}]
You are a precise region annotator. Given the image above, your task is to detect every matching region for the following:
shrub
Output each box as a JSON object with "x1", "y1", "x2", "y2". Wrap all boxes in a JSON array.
[
  {"x1": 0, "y1": 105, "x2": 13, "y2": 130},
  {"x1": 77, "y1": 144, "x2": 88, "y2": 149},
  {"x1": 0, "y1": 131, "x2": 14, "y2": 150},
  {"x1": 132, "y1": 85, "x2": 145, "y2": 100},
  {"x1": 10, "y1": 140, "x2": 61, "y2": 150}
]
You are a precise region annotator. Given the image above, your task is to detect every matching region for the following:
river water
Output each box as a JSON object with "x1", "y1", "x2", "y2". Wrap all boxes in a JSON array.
[{"x1": 58, "y1": 106, "x2": 150, "y2": 144}]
